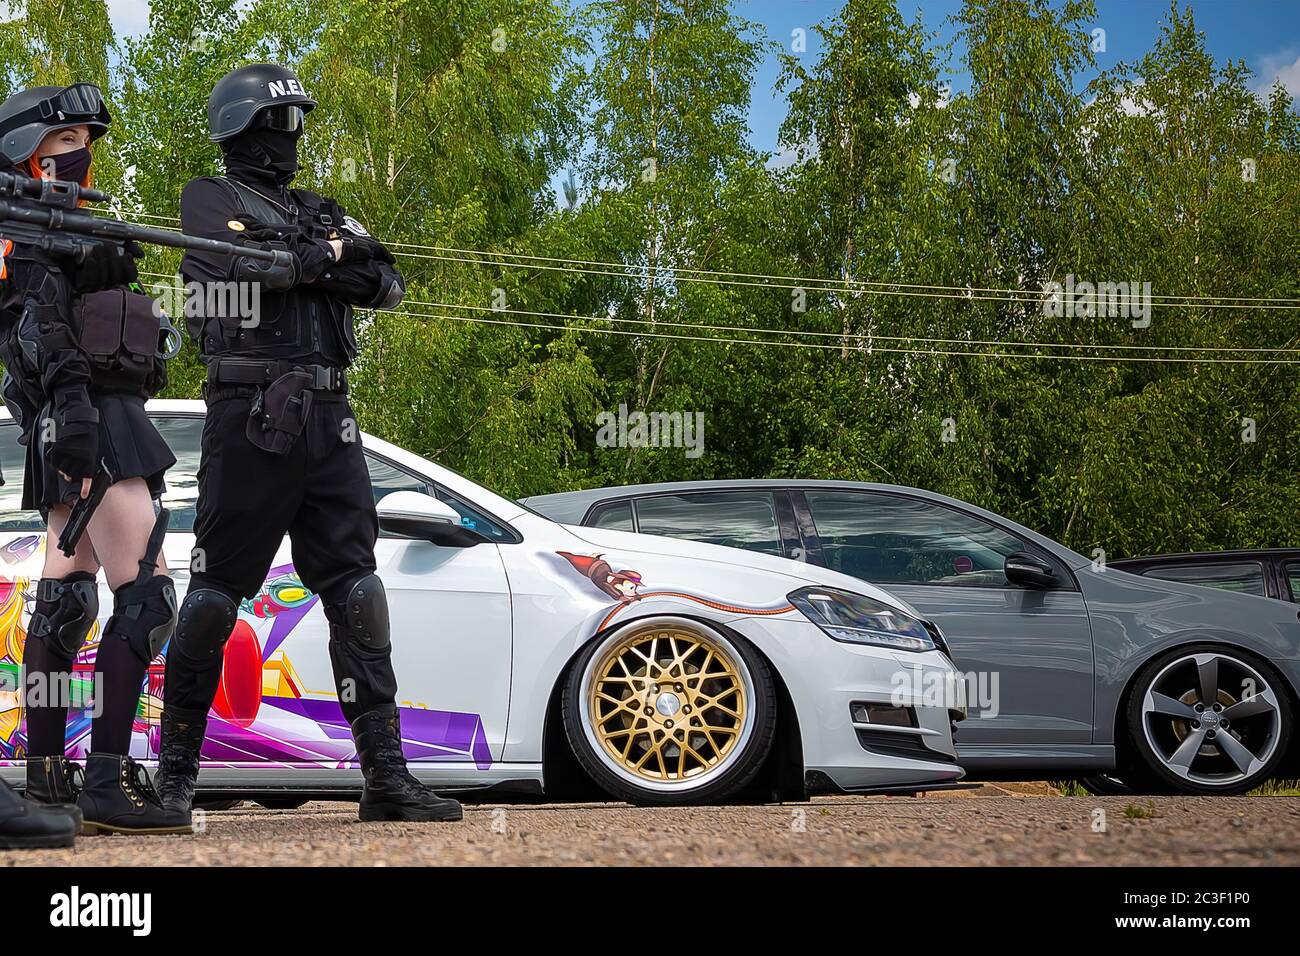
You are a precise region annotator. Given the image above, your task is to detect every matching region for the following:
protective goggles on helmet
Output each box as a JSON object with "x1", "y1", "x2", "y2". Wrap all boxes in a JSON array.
[
  {"x1": 259, "y1": 105, "x2": 305, "y2": 134},
  {"x1": 0, "y1": 83, "x2": 111, "y2": 138}
]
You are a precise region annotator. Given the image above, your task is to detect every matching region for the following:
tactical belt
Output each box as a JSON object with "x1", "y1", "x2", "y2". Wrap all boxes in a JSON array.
[{"x1": 207, "y1": 358, "x2": 347, "y2": 392}]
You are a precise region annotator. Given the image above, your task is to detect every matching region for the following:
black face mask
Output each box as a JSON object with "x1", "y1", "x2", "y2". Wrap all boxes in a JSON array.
[
  {"x1": 45, "y1": 146, "x2": 92, "y2": 184},
  {"x1": 234, "y1": 126, "x2": 303, "y2": 178}
]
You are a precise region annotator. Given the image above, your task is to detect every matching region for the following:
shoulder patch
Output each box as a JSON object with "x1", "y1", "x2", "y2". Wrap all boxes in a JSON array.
[{"x1": 341, "y1": 215, "x2": 370, "y2": 237}]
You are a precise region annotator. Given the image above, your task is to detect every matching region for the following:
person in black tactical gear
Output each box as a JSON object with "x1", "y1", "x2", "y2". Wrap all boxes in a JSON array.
[
  {"x1": 0, "y1": 84, "x2": 188, "y2": 836},
  {"x1": 155, "y1": 63, "x2": 460, "y2": 824},
  {"x1": 0, "y1": 176, "x2": 78, "y2": 852}
]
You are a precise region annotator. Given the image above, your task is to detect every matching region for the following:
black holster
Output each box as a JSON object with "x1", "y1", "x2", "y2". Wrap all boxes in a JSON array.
[{"x1": 246, "y1": 369, "x2": 314, "y2": 455}]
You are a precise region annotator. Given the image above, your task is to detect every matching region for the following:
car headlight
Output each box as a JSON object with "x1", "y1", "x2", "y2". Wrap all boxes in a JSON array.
[{"x1": 788, "y1": 586, "x2": 936, "y2": 652}]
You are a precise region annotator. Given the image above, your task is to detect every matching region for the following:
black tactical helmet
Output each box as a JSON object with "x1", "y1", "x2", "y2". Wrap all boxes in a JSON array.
[
  {"x1": 208, "y1": 64, "x2": 317, "y2": 143},
  {"x1": 0, "y1": 84, "x2": 111, "y2": 165}
]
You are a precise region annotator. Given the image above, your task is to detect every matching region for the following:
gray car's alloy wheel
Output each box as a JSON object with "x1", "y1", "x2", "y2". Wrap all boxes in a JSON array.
[
  {"x1": 1126, "y1": 645, "x2": 1291, "y2": 795},
  {"x1": 562, "y1": 616, "x2": 778, "y2": 805}
]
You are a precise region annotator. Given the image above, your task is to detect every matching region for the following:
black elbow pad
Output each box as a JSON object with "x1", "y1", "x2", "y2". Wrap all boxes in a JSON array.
[{"x1": 371, "y1": 272, "x2": 405, "y2": 310}]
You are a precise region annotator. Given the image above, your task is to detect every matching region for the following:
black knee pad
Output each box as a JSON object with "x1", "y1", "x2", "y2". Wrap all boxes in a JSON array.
[
  {"x1": 325, "y1": 574, "x2": 390, "y2": 651},
  {"x1": 28, "y1": 572, "x2": 99, "y2": 659},
  {"x1": 171, "y1": 588, "x2": 239, "y2": 666},
  {"x1": 105, "y1": 575, "x2": 179, "y2": 666}
]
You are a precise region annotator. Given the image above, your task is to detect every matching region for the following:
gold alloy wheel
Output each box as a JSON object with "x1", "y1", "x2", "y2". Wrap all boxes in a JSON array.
[{"x1": 587, "y1": 622, "x2": 749, "y2": 786}]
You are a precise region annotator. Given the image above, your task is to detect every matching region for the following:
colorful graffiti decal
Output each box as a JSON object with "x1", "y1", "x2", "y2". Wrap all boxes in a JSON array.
[
  {"x1": 0, "y1": 559, "x2": 492, "y2": 770},
  {"x1": 555, "y1": 551, "x2": 797, "y2": 630}
]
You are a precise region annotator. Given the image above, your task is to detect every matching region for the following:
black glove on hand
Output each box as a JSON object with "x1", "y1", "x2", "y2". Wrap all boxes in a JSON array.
[
  {"x1": 71, "y1": 239, "x2": 142, "y2": 293},
  {"x1": 338, "y1": 236, "x2": 395, "y2": 265},
  {"x1": 48, "y1": 411, "x2": 99, "y2": 481}
]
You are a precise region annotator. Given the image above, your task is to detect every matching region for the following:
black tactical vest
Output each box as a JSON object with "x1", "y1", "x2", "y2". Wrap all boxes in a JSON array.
[{"x1": 187, "y1": 177, "x2": 357, "y2": 366}]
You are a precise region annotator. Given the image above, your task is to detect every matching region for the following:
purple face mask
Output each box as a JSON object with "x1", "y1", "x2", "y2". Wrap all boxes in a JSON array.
[{"x1": 44, "y1": 146, "x2": 92, "y2": 183}]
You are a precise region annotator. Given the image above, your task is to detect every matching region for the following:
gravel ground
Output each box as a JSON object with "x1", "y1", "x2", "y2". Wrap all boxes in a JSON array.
[{"x1": 5, "y1": 786, "x2": 1300, "y2": 866}]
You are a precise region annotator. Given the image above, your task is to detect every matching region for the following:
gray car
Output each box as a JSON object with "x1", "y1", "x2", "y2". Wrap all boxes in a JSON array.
[{"x1": 524, "y1": 480, "x2": 1300, "y2": 795}]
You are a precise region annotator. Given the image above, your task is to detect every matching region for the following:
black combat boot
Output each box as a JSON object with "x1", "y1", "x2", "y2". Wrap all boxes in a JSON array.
[
  {"x1": 24, "y1": 756, "x2": 84, "y2": 828},
  {"x1": 352, "y1": 705, "x2": 463, "y2": 822},
  {"x1": 154, "y1": 706, "x2": 207, "y2": 820},
  {"x1": 0, "y1": 777, "x2": 78, "y2": 849},
  {"x1": 77, "y1": 753, "x2": 192, "y2": 835}
]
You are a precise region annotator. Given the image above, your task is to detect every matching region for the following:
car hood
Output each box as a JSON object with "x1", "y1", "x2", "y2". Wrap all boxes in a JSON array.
[{"x1": 560, "y1": 524, "x2": 924, "y2": 618}]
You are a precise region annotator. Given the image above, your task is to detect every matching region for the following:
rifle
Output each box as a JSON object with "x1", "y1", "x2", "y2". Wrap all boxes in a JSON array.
[
  {"x1": 0, "y1": 170, "x2": 293, "y2": 551},
  {"x1": 56, "y1": 457, "x2": 115, "y2": 557},
  {"x1": 0, "y1": 170, "x2": 294, "y2": 269}
]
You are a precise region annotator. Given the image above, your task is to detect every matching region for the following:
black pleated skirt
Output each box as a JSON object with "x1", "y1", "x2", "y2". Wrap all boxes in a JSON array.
[{"x1": 23, "y1": 392, "x2": 175, "y2": 514}]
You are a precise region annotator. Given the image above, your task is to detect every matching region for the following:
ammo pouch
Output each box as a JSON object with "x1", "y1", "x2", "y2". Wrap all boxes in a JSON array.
[
  {"x1": 73, "y1": 289, "x2": 173, "y2": 394},
  {"x1": 246, "y1": 369, "x2": 314, "y2": 455}
]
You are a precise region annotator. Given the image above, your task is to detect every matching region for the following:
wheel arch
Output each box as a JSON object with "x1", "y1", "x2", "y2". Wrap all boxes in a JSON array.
[{"x1": 1108, "y1": 636, "x2": 1300, "y2": 776}]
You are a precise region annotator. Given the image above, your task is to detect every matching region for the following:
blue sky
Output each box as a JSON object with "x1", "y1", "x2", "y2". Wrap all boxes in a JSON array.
[
  {"x1": 744, "y1": 0, "x2": 1300, "y2": 158},
  {"x1": 105, "y1": 0, "x2": 1300, "y2": 159}
]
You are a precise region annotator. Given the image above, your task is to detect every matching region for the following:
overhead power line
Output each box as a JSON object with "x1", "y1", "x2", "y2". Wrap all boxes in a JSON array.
[
  {"x1": 137, "y1": 270, "x2": 1300, "y2": 363},
  {"x1": 137, "y1": 273, "x2": 1300, "y2": 361},
  {"x1": 118, "y1": 213, "x2": 1300, "y2": 310},
  {"x1": 114, "y1": 210, "x2": 1300, "y2": 306}
]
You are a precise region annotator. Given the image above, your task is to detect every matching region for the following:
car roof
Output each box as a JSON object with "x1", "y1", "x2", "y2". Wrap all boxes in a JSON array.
[
  {"x1": 1111, "y1": 549, "x2": 1300, "y2": 565},
  {"x1": 523, "y1": 478, "x2": 1088, "y2": 567}
]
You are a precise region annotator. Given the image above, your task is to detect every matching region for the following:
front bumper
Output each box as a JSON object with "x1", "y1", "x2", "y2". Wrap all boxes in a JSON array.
[{"x1": 726, "y1": 617, "x2": 966, "y2": 793}]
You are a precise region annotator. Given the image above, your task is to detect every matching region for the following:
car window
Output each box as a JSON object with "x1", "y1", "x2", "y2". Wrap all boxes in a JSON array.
[
  {"x1": 433, "y1": 485, "x2": 514, "y2": 542},
  {"x1": 366, "y1": 453, "x2": 430, "y2": 503},
  {"x1": 633, "y1": 491, "x2": 783, "y2": 557},
  {"x1": 805, "y1": 490, "x2": 1025, "y2": 587},
  {"x1": 1287, "y1": 563, "x2": 1300, "y2": 603},
  {"x1": 1142, "y1": 562, "x2": 1266, "y2": 597},
  {"x1": 0, "y1": 423, "x2": 43, "y2": 531},
  {"x1": 153, "y1": 415, "x2": 203, "y2": 531},
  {"x1": 589, "y1": 501, "x2": 634, "y2": 532}
]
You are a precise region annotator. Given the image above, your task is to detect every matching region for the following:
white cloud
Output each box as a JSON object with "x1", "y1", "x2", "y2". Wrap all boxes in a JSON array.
[
  {"x1": 106, "y1": 0, "x2": 151, "y2": 39},
  {"x1": 768, "y1": 139, "x2": 817, "y2": 170},
  {"x1": 1255, "y1": 49, "x2": 1300, "y2": 99}
]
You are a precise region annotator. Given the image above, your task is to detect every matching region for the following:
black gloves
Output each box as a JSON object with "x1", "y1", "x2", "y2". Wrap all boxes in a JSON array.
[
  {"x1": 48, "y1": 406, "x2": 100, "y2": 480},
  {"x1": 235, "y1": 214, "x2": 330, "y2": 260},
  {"x1": 70, "y1": 240, "x2": 142, "y2": 293},
  {"x1": 232, "y1": 248, "x2": 301, "y2": 293},
  {"x1": 234, "y1": 215, "x2": 306, "y2": 244},
  {"x1": 337, "y1": 235, "x2": 395, "y2": 265}
]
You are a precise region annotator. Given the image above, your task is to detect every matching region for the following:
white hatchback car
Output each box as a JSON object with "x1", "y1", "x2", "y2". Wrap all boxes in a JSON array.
[{"x1": 0, "y1": 400, "x2": 965, "y2": 806}]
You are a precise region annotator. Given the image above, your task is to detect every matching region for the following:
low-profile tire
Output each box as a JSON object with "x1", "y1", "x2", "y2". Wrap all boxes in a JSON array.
[
  {"x1": 1125, "y1": 644, "x2": 1292, "y2": 796},
  {"x1": 1075, "y1": 773, "x2": 1136, "y2": 797},
  {"x1": 562, "y1": 616, "x2": 778, "y2": 806}
]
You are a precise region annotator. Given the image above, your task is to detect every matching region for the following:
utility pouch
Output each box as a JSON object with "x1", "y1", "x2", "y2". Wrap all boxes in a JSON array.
[
  {"x1": 245, "y1": 369, "x2": 313, "y2": 455},
  {"x1": 73, "y1": 289, "x2": 166, "y2": 392}
]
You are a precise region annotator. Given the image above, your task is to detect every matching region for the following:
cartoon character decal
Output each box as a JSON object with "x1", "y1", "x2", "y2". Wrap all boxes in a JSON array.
[
  {"x1": 0, "y1": 555, "x2": 492, "y2": 770},
  {"x1": 558, "y1": 551, "x2": 643, "y2": 603},
  {"x1": 554, "y1": 551, "x2": 796, "y2": 631}
]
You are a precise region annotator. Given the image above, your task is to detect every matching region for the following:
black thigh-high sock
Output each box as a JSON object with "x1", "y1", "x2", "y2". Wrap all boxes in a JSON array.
[
  {"x1": 89, "y1": 633, "x2": 150, "y2": 756},
  {"x1": 22, "y1": 635, "x2": 77, "y2": 757}
]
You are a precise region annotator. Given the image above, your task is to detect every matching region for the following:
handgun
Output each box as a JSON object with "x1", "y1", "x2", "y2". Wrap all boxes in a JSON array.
[{"x1": 57, "y1": 458, "x2": 115, "y2": 557}]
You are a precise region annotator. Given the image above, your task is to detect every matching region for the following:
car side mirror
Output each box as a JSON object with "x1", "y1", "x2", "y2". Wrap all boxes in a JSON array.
[
  {"x1": 1004, "y1": 551, "x2": 1058, "y2": 589},
  {"x1": 376, "y1": 491, "x2": 489, "y2": 548}
]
